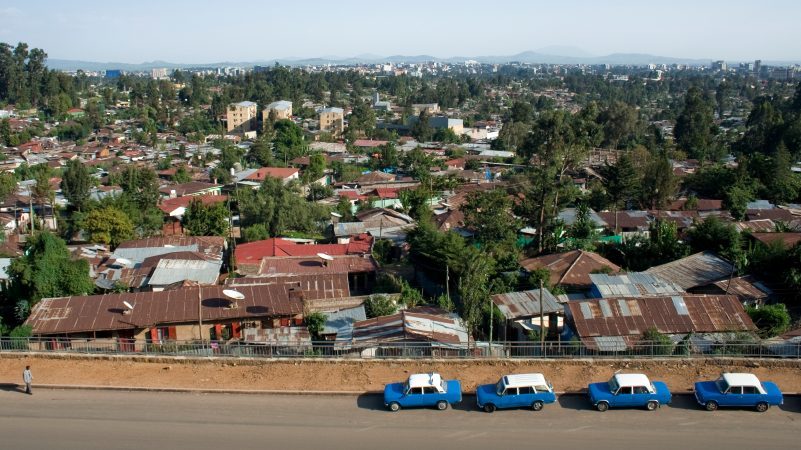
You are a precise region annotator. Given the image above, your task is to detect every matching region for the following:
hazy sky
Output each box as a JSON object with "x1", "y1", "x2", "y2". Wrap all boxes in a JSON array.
[{"x1": 1, "y1": 0, "x2": 799, "y2": 63}]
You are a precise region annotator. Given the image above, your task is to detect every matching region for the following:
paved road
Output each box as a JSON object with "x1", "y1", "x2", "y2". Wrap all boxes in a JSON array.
[{"x1": 1, "y1": 388, "x2": 800, "y2": 450}]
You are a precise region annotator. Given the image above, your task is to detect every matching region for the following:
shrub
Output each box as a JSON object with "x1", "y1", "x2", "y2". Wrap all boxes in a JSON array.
[
  {"x1": 641, "y1": 327, "x2": 675, "y2": 355},
  {"x1": 364, "y1": 294, "x2": 397, "y2": 318},
  {"x1": 747, "y1": 303, "x2": 791, "y2": 338}
]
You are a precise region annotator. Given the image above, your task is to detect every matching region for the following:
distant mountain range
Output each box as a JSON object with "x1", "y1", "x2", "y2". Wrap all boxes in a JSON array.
[{"x1": 45, "y1": 49, "x2": 799, "y2": 72}]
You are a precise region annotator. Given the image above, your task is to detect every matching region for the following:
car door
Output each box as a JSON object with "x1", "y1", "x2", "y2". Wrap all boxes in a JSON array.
[
  {"x1": 404, "y1": 387, "x2": 424, "y2": 407},
  {"x1": 616, "y1": 386, "x2": 634, "y2": 406},
  {"x1": 422, "y1": 386, "x2": 439, "y2": 405},
  {"x1": 496, "y1": 387, "x2": 513, "y2": 408},
  {"x1": 723, "y1": 386, "x2": 743, "y2": 406},
  {"x1": 632, "y1": 385, "x2": 651, "y2": 406},
  {"x1": 516, "y1": 386, "x2": 534, "y2": 408},
  {"x1": 741, "y1": 386, "x2": 760, "y2": 407}
]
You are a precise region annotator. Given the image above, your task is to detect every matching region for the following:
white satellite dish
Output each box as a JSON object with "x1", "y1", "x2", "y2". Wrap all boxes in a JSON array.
[
  {"x1": 330, "y1": 212, "x2": 343, "y2": 218},
  {"x1": 115, "y1": 257, "x2": 133, "y2": 267},
  {"x1": 317, "y1": 253, "x2": 334, "y2": 261},
  {"x1": 222, "y1": 289, "x2": 245, "y2": 300},
  {"x1": 122, "y1": 301, "x2": 134, "y2": 313},
  {"x1": 441, "y1": 202, "x2": 452, "y2": 208}
]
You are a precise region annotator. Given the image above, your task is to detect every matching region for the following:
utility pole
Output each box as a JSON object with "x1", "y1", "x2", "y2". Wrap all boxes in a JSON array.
[
  {"x1": 489, "y1": 293, "x2": 493, "y2": 353},
  {"x1": 445, "y1": 264, "x2": 450, "y2": 303},
  {"x1": 539, "y1": 279, "x2": 545, "y2": 352}
]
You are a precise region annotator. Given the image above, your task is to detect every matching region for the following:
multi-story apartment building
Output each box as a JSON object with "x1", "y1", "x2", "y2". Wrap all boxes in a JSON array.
[
  {"x1": 319, "y1": 107, "x2": 344, "y2": 134},
  {"x1": 226, "y1": 101, "x2": 258, "y2": 133},
  {"x1": 263, "y1": 100, "x2": 293, "y2": 128}
]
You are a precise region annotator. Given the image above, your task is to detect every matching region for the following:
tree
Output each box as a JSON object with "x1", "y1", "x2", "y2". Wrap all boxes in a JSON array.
[
  {"x1": 598, "y1": 101, "x2": 640, "y2": 149},
  {"x1": 746, "y1": 304, "x2": 791, "y2": 338},
  {"x1": 6, "y1": 232, "x2": 94, "y2": 322},
  {"x1": 182, "y1": 199, "x2": 230, "y2": 236},
  {"x1": 60, "y1": 159, "x2": 92, "y2": 211},
  {"x1": 364, "y1": 294, "x2": 397, "y2": 318},
  {"x1": 305, "y1": 153, "x2": 326, "y2": 183},
  {"x1": 410, "y1": 109, "x2": 433, "y2": 142},
  {"x1": 640, "y1": 153, "x2": 678, "y2": 209},
  {"x1": 462, "y1": 189, "x2": 519, "y2": 246},
  {"x1": 567, "y1": 203, "x2": 599, "y2": 251},
  {"x1": 273, "y1": 119, "x2": 305, "y2": 165},
  {"x1": 172, "y1": 166, "x2": 191, "y2": 184},
  {"x1": 119, "y1": 166, "x2": 159, "y2": 210},
  {"x1": 674, "y1": 87, "x2": 718, "y2": 162},
  {"x1": 602, "y1": 153, "x2": 639, "y2": 232},
  {"x1": 247, "y1": 136, "x2": 274, "y2": 167},
  {"x1": 82, "y1": 207, "x2": 134, "y2": 247},
  {"x1": 305, "y1": 311, "x2": 327, "y2": 340},
  {"x1": 347, "y1": 99, "x2": 376, "y2": 137},
  {"x1": 641, "y1": 327, "x2": 675, "y2": 355},
  {"x1": 687, "y1": 217, "x2": 742, "y2": 262}
]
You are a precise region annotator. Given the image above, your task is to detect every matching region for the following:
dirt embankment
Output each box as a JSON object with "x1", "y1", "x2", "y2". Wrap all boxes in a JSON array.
[{"x1": 2, "y1": 354, "x2": 801, "y2": 393}]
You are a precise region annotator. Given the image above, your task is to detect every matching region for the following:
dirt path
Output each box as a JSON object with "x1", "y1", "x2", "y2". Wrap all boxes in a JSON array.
[{"x1": 2, "y1": 354, "x2": 800, "y2": 393}]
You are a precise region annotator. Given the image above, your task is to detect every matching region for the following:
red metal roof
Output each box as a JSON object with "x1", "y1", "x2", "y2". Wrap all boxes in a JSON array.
[
  {"x1": 157, "y1": 194, "x2": 228, "y2": 214},
  {"x1": 244, "y1": 167, "x2": 299, "y2": 181},
  {"x1": 258, "y1": 255, "x2": 379, "y2": 276},
  {"x1": 226, "y1": 273, "x2": 351, "y2": 300},
  {"x1": 520, "y1": 250, "x2": 621, "y2": 289},
  {"x1": 236, "y1": 236, "x2": 372, "y2": 265},
  {"x1": 353, "y1": 139, "x2": 388, "y2": 148},
  {"x1": 25, "y1": 284, "x2": 304, "y2": 336}
]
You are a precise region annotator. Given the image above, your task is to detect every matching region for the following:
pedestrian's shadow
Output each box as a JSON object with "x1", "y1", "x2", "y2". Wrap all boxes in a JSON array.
[{"x1": 0, "y1": 383, "x2": 23, "y2": 393}]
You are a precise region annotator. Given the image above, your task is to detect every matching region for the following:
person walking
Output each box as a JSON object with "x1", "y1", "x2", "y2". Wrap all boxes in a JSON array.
[{"x1": 22, "y1": 365, "x2": 32, "y2": 395}]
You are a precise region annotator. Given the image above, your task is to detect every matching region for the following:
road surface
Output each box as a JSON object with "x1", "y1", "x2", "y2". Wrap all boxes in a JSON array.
[{"x1": 0, "y1": 388, "x2": 799, "y2": 450}]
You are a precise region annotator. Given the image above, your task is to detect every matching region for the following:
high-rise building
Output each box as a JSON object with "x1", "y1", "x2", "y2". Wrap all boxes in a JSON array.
[
  {"x1": 711, "y1": 60, "x2": 727, "y2": 71},
  {"x1": 263, "y1": 100, "x2": 293, "y2": 128},
  {"x1": 754, "y1": 60, "x2": 762, "y2": 77},
  {"x1": 151, "y1": 68, "x2": 168, "y2": 79}
]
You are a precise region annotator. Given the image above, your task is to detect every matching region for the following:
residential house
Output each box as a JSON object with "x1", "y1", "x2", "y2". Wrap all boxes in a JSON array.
[
  {"x1": 691, "y1": 275, "x2": 772, "y2": 306},
  {"x1": 235, "y1": 235, "x2": 373, "y2": 274},
  {"x1": 242, "y1": 167, "x2": 300, "y2": 185},
  {"x1": 492, "y1": 288, "x2": 563, "y2": 341},
  {"x1": 158, "y1": 194, "x2": 229, "y2": 235},
  {"x1": 335, "y1": 307, "x2": 469, "y2": 357},
  {"x1": 564, "y1": 295, "x2": 757, "y2": 351},
  {"x1": 24, "y1": 284, "x2": 304, "y2": 342},
  {"x1": 589, "y1": 272, "x2": 685, "y2": 298},
  {"x1": 645, "y1": 251, "x2": 734, "y2": 291},
  {"x1": 159, "y1": 182, "x2": 222, "y2": 199},
  {"x1": 520, "y1": 250, "x2": 621, "y2": 292},
  {"x1": 257, "y1": 254, "x2": 378, "y2": 294}
]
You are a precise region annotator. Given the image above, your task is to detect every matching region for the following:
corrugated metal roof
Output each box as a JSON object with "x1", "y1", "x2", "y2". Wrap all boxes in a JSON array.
[
  {"x1": 566, "y1": 295, "x2": 756, "y2": 350},
  {"x1": 520, "y1": 250, "x2": 621, "y2": 289},
  {"x1": 258, "y1": 255, "x2": 379, "y2": 277},
  {"x1": 336, "y1": 308, "x2": 469, "y2": 349},
  {"x1": 491, "y1": 289, "x2": 561, "y2": 320},
  {"x1": 590, "y1": 272, "x2": 685, "y2": 297},
  {"x1": 646, "y1": 252, "x2": 734, "y2": 290},
  {"x1": 148, "y1": 259, "x2": 222, "y2": 286},
  {"x1": 227, "y1": 273, "x2": 351, "y2": 300},
  {"x1": 25, "y1": 285, "x2": 304, "y2": 335},
  {"x1": 321, "y1": 305, "x2": 367, "y2": 337}
]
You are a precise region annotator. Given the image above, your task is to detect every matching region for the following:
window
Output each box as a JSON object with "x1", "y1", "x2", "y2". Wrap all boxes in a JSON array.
[
  {"x1": 742, "y1": 386, "x2": 759, "y2": 395},
  {"x1": 633, "y1": 386, "x2": 649, "y2": 394},
  {"x1": 535, "y1": 385, "x2": 550, "y2": 393},
  {"x1": 423, "y1": 386, "x2": 438, "y2": 394},
  {"x1": 409, "y1": 387, "x2": 423, "y2": 395},
  {"x1": 502, "y1": 388, "x2": 517, "y2": 396},
  {"x1": 728, "y1": 386, "x2": 743, "y2": 395},
  {"x1": 518, "y1": 386, "x2": 534, "y2": 395},
  {"x1": 617, "y1": 387, "x2": 633, "y2": 395}
]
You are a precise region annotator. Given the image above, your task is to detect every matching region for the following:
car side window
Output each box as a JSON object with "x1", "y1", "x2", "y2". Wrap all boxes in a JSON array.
[
  {"x1": 503, "y1": 388, "x2": 517, "y2": 396},
  {"x1": 423, "y1": 386, "x2": 438, "y2": 394},
  {"x1": 409, "y1": 387, "x2": 423, "y2": 395},
  {"x1": 618, "y1": 387, "x2": 633, "y2": 395},
  {"x1": 742, "y1": 386, "x2": 759, "y2": 394},
  {"x1": 633, "y1": 386, "x2": 649, "y2": 394},
  {"x1": 518, "y1": 386, "x2": 533, "y2": 394},
  {"x1": 729, "y1": 386, "x2": 743, "y2": 394},
  {"x1": 535, "y1": 385, "x2": 550, "y2": 393}
]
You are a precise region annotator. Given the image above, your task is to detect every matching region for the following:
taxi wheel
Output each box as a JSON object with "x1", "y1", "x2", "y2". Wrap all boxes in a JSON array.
[
  {"x1": 388, "y1": 402, "x2": 400, "y2": 412},
  {"x1": 756, "y1": 402, "x2": 769, "y2": 412},
  {"x1": 483, "y1": 403, "x2": 496, "y2": 413},
  {"x1": 705, "y1": 401, "x2": 718, "y2": 411},
  {"x1": 646, "y1": 401, "x2": 659, "y2": 411},
  {"x1": 436, "y1": 401, "x2": 449, "y2": 411},
  {"x1": 531, "y1": 401, "x2": 544, "y2": 411},
  {"x1": 596, "y1": 401, "x2": 609, "y2": 412}
]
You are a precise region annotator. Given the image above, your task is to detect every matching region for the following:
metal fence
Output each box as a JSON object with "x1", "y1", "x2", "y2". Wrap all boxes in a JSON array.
[{"x1": 1, "y1": 337, "x2": 800, "y2": 359}]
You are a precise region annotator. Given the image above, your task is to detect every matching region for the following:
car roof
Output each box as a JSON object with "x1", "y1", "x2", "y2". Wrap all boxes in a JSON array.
[
  {"x1": 408, "y1": 373, "x2": 442, "y2": 388},
  {"x1": 613, "y1": 373, "x2": 651, "y2": 387},
  {"x1": 721, "y1": 373, "x2": 761, "y2": 386},
  {"x1": 503, "y1": 373, "x2": 548, "y2": 388}
]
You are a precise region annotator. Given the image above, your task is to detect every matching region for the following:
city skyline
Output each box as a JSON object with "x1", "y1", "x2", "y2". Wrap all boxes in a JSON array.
[{"x1": 1, "y1": 0, "x2": 800, "y2": 64}]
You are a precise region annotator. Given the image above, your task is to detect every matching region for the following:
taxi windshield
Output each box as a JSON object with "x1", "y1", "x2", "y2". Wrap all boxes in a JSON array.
[
  {"x1": 496, "y1": 379, "x2": 505, "y2": 396},
  {"x1": 715, "y1": 377, "x2": 729, "y2": 393},
  {"x1": 608, "y1": 377, "x2": 619, "y2": 393}
]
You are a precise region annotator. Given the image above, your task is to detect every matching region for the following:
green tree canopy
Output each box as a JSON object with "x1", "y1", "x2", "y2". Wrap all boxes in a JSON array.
[
  {"x1": 82, "y1": 206, "x2": 134, "y2": 247},
  {"x1": 182, "y1": 198, "x2": 230, "y2": 237},
  {"x1": 60, "y1": 159, "x2": 92, "y2": 211}
]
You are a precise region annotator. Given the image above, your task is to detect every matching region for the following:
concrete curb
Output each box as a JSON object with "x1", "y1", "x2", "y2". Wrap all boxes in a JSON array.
[{"x1": 2, "y1": 383, "x2": 798, "y2": 396}]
